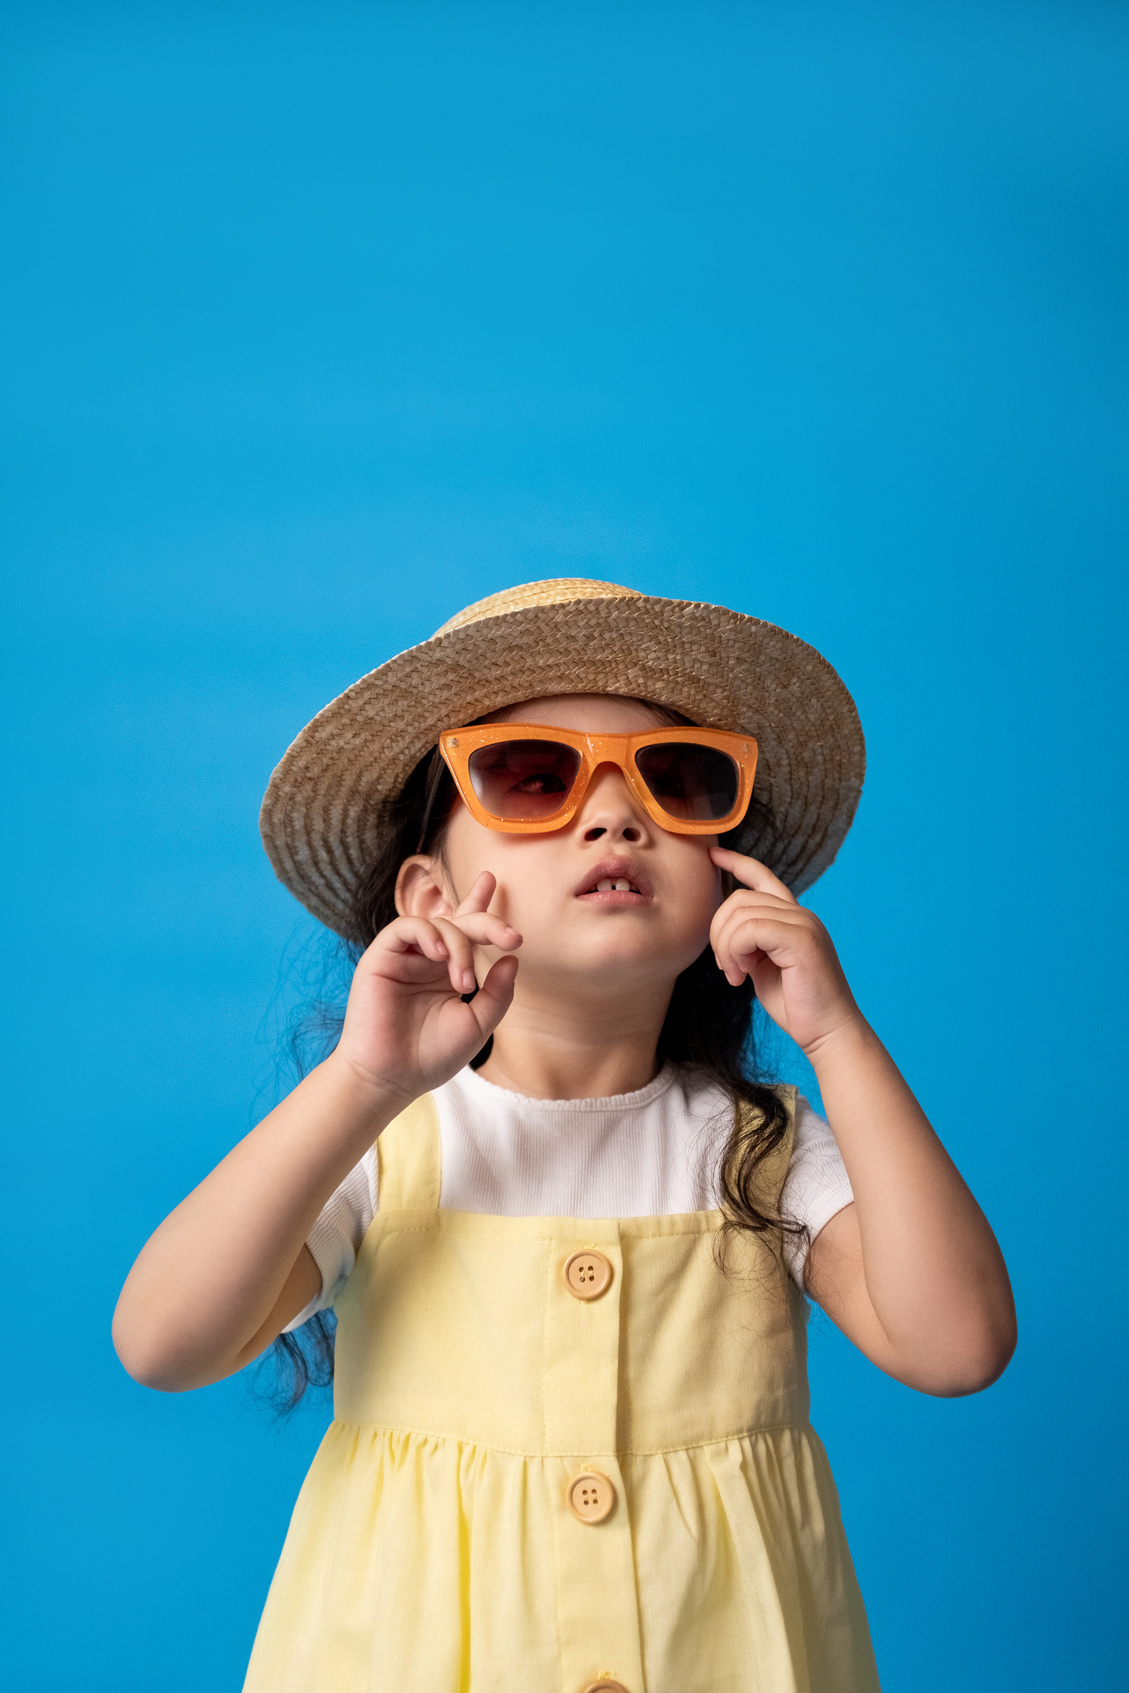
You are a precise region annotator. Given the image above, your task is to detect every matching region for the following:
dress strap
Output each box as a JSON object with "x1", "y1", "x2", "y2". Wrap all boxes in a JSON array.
[{"x1": 375, "y1": 1092, "x2": 442, "y2": 1212}]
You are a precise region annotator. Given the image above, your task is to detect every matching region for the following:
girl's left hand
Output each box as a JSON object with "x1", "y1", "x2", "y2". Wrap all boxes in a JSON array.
[{"x1": 709, "y1": 848, "x2": 862, "y2": 1058}]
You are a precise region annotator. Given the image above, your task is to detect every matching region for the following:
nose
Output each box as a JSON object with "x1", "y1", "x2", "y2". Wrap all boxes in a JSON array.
[{"x1": 575, "y1": 763, "x2": 652, "y2": 845}]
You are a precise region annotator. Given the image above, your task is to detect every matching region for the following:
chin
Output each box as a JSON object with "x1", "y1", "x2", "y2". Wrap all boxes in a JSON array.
[{"x1": 571, "y1": 933, "x2": 704, "y2": 983}]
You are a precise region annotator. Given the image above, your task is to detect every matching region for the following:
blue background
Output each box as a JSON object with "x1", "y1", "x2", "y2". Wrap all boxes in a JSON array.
[{"x1": 3, "y1": 3, "x2": 1126, "y2": 1688}]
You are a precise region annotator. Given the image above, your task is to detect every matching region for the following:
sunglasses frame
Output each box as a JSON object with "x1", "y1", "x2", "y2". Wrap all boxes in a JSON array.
[{"x1": 437, "y1": 723, "x2": 758, "y2": 836}]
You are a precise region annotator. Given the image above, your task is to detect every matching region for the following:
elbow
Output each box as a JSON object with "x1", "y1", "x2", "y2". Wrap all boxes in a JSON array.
[
  {"x1": 112, "y1": 1311, "x2": 185, "y2": 1392},
  {"x1": 112, "y1": 1301, "x2": 217, "y2": 1394},
  {"x1": 112, "y1": 1271, "x2": 191, "y2": 1391},
  {"x1": 112, "y1": 1296, "x2": 267, "y2": 1392},
  {"x1": 915, "y1": 1311, "x2": 1019, "y2": 1398},
  {"x1": 113, "y1": 1334, "x2": 179, "y2": 1393},
  {"x1": 924, "y1": 1348, "x2": 1014, "y2": 1398}
]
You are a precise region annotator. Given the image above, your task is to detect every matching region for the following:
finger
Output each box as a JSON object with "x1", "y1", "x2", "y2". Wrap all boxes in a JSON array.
[
  {"x1": 442, "y1": 910, "x2": 523, "y2": 953},
  {"x1": 466, "y1": 953, "x2": 520, "y2": 1033},
  {"x1": 454, "y1": 870, "x2": 497, "y2": 919},
  {"x1": 432, "y1": 912, "x2": 523, "y2": 993},
  {"x1": 714, "y1": 904, "x2": 808, "y2": 959},
  {"x1": 708, "y1": 892, "x2": 807, "y2": 958},
  {"x1": 709, "y1": 887, "x2": 802, "y2": 938},
  {"x1": 377, "y1": 916, "x2": 452, "y2": 964},
  {"x1": 709, "y1": 846, "x2": 797, "y2": 905},
  {"x1": 711, "y1": 903, "x2": 798, "y2": 973},
  {"x1": 714, "y1": 912, "x2": 807, "y2": 983},
  {"x1": 430, "y1": 915, "x2": 483, "y2": 996}
]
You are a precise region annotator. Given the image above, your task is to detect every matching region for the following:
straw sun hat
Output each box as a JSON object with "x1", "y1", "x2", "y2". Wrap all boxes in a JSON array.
[{"x1": 260, "y1": 579, "x2": 865, "y2": 938}]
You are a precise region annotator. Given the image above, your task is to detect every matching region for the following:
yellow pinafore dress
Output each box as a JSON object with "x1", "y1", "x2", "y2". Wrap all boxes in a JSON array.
[{"x1": 244, "y1": 1088, "x2": 880, "y2": 1693}]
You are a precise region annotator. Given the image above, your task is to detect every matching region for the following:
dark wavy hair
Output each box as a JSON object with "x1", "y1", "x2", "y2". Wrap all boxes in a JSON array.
[{"x1": 267, "y1": 706, "x2": 800, "y2": 1408}]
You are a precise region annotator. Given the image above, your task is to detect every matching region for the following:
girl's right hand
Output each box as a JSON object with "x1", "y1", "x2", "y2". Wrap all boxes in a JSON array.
[
  {"x1": 331, "y1": 871, "x2": 521, "y2": 1109},
  {"x1": 113, "y1": 873, "x2": 519, "y2": 1393}
]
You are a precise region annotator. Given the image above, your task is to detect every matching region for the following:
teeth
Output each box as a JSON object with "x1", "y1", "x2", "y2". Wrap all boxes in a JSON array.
[{"x1": 594, "y1": 878, "x2": 638, "y2": 893}]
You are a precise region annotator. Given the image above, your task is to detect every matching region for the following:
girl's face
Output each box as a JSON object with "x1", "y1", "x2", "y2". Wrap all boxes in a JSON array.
[{"x1": 404, "y1": 694, "x2": 724, "y2": 1000}]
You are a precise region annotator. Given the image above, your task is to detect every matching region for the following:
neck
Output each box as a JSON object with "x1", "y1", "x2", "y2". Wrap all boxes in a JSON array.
[{"x1": 476, "y1": 979, "x2": 671, "y2": 1100}]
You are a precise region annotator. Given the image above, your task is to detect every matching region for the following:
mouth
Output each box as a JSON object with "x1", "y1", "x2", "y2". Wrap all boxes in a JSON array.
[{"x1": 574, "y1": 857, "x2": 654, "y2": 906}]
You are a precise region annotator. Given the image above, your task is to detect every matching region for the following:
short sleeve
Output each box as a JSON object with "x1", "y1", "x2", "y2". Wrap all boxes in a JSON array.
[
  {"x1": 281, "y1": 1146, "x2": 379, "y2": 1332},
  {"x1": 778, "y1": 1098, "x2": 854, "y2": 1291}
]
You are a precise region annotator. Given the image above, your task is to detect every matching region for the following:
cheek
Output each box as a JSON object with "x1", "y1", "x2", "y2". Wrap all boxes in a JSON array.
[
  {"x1": 440, "y1": 808, "x2": 544, "y2": 916},
  {"x1": 440, "y1": 805, "x2": 501, "y2": 897},
  {"x1": 672, "y1": 844, "x2": 723, "y2": 925}
]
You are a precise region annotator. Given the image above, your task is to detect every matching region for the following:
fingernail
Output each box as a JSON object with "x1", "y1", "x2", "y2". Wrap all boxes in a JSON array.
[
  {"x1": 462, "y1": 968, "x2": 476, "y2": 992},
  {"x1": 435, "y1": 942, "x2": 447, "y2": 957}
]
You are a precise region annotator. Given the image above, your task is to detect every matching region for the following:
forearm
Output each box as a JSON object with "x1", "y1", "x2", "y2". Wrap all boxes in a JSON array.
[
  {"x1": 113, "y1": 1054, "x2": 404, "y2": 1391},
  {"x1": 806, "y1": 1018, "x2": 1016, "y2": 1394}
]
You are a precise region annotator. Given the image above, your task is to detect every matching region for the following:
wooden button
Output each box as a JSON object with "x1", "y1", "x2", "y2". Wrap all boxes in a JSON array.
[
  {"x1": 565, "y1": 1470, "x2": 616, "y2": 1524},
  {"x1": 581, "y1": 1682, "x2": 629, "y2": 1693},
  {"x1": 562, "y1": 1249, "x2": 613, "y2": 1300}
]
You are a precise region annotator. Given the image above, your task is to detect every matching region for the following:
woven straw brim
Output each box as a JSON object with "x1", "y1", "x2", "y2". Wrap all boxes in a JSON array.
[{"x1": 260, "y1": 592, "x2": 865, "y2": 939}]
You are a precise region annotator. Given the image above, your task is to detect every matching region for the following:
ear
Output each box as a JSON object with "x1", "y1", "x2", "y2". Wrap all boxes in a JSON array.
[{"x1": 395, "y1": 854, "x2": 456, "y2": 919}]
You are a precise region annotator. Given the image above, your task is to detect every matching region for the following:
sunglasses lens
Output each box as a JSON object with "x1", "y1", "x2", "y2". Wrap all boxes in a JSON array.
[
  {"x1": 634, "y1": 743, "x2": 740, "y2": 823},
  {"x1": 467, "y1": 740, "x2": 582, "y2": 821}
]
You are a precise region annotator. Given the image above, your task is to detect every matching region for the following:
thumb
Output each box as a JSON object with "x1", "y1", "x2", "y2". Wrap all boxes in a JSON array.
[{"x1": 466, "y1": 954, "x2": 519, "y2": 1036}]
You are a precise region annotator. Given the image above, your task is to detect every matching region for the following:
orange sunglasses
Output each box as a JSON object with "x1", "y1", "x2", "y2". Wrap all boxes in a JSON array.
[{"x1": 437, "y1": 723, "x2": 758, "y2": 835}]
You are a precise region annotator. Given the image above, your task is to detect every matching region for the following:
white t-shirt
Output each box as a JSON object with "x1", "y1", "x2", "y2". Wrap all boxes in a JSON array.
[{"x1": 286, "y1": 1063, "x2": 854, "y2": 1331}]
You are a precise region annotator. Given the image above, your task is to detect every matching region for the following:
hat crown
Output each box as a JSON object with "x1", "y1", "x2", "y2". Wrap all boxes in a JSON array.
[{"x1": 433, "y1": 578, "x2": 639, "y2": 638}]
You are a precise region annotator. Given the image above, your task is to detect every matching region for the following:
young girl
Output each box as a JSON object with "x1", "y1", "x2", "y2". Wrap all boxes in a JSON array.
[{"x1": 114, "y1": 579, "x2": 1016, "y2": 1693}]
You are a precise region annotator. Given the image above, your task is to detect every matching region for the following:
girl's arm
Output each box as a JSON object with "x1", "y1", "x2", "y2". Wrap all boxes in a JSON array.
[
  {"x1": 113, "y1": 877, "x2": 520, "y2": 1392},
  {"x1": 709, "y1": 848, "x2": 1017, "y2": 1397},
  {"x1": 796, "y1": 1026, "x2": 1015, "y2": 1395}
]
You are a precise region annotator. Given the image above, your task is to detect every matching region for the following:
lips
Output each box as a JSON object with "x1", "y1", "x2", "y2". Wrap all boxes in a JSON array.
[{"x1": 574, "y1": 857, "x2": 654, "y2": 901}]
